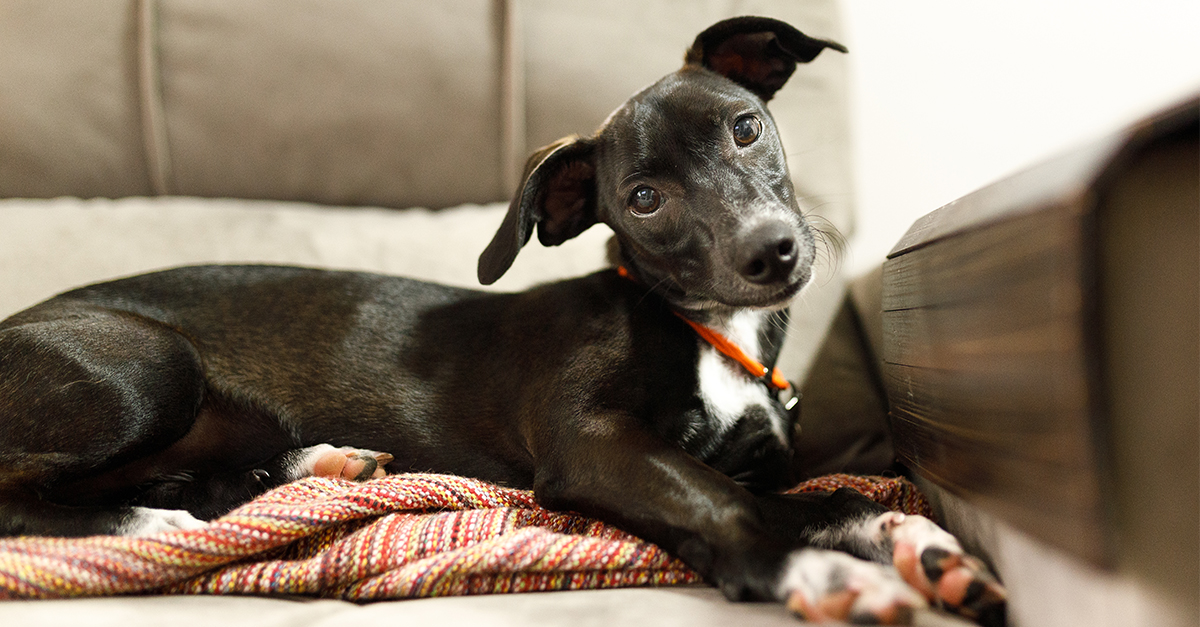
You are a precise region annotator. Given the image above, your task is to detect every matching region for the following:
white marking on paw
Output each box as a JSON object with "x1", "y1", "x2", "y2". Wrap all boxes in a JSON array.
[
  {"x1": 285, "y1": 443, "x2": 391, "y2": 481},
  {"x1": 286, "y1": 444, "x2": 342, "y2": 481},
  {"x1": 806, "y1": 511, "x2": 965, "y2": 570},
  {"x1": 807, "y1": 512, "x2": 895, "y2": 564},
  {"x1": 887, "y1": 513, "x2": 962, "y2": 556},
  {"x1": 119, "y1": 507, "x2": 208, "y2": 536},
  {"x1": 777, "y1": 548, "x2": 927, "y2": 620}
]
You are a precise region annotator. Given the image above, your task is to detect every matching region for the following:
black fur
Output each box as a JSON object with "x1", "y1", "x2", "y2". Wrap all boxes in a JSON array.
[{"x1": 0, "y1": 16, "x2": 879, "y2": 605}]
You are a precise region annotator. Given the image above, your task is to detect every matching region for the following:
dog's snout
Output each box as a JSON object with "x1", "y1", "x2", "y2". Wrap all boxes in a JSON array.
[{"x1": 736, "y1": 222, "x2": 799, "y2": 285}]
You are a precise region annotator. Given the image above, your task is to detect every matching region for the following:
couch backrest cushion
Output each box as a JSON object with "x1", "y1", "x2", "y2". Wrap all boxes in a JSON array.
[{"x1": 0, "y1": 0, "x2": 850, "y2": 226}]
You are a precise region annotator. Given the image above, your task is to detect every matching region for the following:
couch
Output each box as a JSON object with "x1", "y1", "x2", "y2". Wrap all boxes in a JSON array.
[{"x1": 0, "y1": 1, "x2": 910, "y2": 625}]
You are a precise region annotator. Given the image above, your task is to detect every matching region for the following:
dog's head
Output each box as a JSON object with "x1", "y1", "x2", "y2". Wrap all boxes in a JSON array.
[{"x1": 478, "y1": 17, "x2": 845, "y2": 312}]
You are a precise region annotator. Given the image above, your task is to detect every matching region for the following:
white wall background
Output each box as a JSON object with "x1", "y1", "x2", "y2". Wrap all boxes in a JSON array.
[{"x1": 839, "y1": 0, "x2": 1200, "y2": 275}]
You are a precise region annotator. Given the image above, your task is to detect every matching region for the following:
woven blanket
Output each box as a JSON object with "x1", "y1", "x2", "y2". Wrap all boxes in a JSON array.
[{"x1": 0, "y1": 473, "x2": 931, "y2": 600}]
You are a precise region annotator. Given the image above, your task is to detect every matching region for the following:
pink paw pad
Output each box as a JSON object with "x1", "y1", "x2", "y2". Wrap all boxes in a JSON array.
[
  {"x1": 889, "y1": 517, "x2": 1007, "y2": 626},
  {"x1": 312, "y1": 447, "x2": 393, "y2": 481}
]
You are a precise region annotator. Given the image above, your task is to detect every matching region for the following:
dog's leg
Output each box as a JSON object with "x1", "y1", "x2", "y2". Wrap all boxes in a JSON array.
[
  {"x1": 531, "y1": 413, "x2": 787, "y2": 601},
  {"x1": 17, "y1": 443, "x2": 392, "y2": 534},
  {"x1": 751, "y1": 489, "x2": 924, "y2": 623},
  {"x1": 530, "y1": 412, "x2": 926, "y2": 616},
  {"x1": 760, "y1": 490, "x2": 1007, "y2": 625},
  {"x1": 129, "y1": 444, "x2": 394, "y2": 522},
  {"x1": 283, "y1": 444, "x2": 393, "y2": 482},
  {"x1": 776, "y1": 548, "x2": 927, "y2": 624},
  {"x1": 0, "y1": 312, "x2": 209, "y2": 536},
  {"x1": 0, "y1": 497, "x2": 208, "y2": 537}
]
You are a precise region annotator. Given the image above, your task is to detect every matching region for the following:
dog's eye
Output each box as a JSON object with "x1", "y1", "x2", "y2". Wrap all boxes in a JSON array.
[
  {"x1": 628, "y1": 186, "x2": 663, "y2": 215},
  {"x1": 733, "y1": 115, "x2": 761, "y2": 146}
]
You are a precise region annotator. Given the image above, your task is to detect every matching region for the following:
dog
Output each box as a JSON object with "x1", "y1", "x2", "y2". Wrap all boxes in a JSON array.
[{"x1": 0, "y1": 17, "x2": 1004, "y2": 625}]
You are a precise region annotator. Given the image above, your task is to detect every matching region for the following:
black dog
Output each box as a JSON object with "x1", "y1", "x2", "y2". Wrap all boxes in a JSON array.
[{"x1": 0, "y1": 17, "x2": 1003, "y2": 625}]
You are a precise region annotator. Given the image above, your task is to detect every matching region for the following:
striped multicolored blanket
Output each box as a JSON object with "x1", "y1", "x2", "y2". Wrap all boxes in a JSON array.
[{"x1": 0, "y1": 473, "x2": 931, "y2": 600}]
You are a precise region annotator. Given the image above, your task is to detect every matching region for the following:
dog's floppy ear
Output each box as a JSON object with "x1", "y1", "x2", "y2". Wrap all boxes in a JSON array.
[
  {"x1": 685, "y1": 16, "x2": 846, "y2": 102},
  {"x1": 478, "y1": 136, "x2": 597, "y2": 285}
]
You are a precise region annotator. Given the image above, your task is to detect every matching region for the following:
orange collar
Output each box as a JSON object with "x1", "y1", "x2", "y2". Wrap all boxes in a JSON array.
[{"x1": 616, "y1": 266, "x2": 792, "y2": 394}]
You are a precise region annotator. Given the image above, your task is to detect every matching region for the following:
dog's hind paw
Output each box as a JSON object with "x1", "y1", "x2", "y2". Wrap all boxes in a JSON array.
[
  {"x1": 777, "y1": 548, "x2": 927, "y2": 624},
  {"x1": 880, "y1": 513, "x2": 1008, "y2": 627},
  {"x1": 291, "y1": 444, "x2": 394, "y2": 482},
  {"x1": 120, "y1": 507, "x2": 209, "y2": 536}
]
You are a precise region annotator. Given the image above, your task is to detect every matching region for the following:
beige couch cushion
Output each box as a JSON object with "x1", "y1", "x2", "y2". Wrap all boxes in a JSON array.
[
  {"x1": 0, "y1": 0, "x2": 504, "y2": 208},
  {"x1": 0, "y1": 0, "x2": 852, "y2": 232}
]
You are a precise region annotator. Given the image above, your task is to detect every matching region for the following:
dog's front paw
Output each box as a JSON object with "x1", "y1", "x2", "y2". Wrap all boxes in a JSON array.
[
  {"x1": 877, "y1": 513, "x2": 1007, "y2": 627},
  {"x1": 292, "y1": 444, "x2": 394, "y2": 482},
  {"x1": 777, "y1": 548, "x2": 927, "y2": 624}
]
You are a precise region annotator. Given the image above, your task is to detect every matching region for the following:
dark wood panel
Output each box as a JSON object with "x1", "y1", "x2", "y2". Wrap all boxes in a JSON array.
[
  {"x1": 883, "y1": 202, "x2": 1108, "y2": 562},
  {"x1": 884, "y1": 364, "x2": 1092, "y2": 454},
  {"x1": 890, "y1": 403, "x2": 1107, "y2": 563},
  {"x1": 881, "y1": 96, "x2": 1199, "y2": 572},
  {"x1": 882, "y1": 206, "x2": 1085, "y2": 314}
]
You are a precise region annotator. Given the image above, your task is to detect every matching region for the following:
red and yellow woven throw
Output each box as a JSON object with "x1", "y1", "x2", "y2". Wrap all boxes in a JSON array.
[{"x1": 0, "y1": 472, "x2": 931, "y2": 600}]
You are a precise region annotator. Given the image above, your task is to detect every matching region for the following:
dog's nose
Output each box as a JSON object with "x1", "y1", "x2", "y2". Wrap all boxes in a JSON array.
[{"x1": 737, "y1": 222, "x2": 799, "y2": 285}]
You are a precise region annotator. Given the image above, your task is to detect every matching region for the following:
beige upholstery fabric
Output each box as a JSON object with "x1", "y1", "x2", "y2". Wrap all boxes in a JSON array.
[
  {"x1": 0, "y1": 0, "x2": 505, "y2": 208},
  {"x1": 0, "y1": 0, "x2": 151, "y2": 199},
  {"x1": 1, "y1": 0, "x2": 852, "y2": 230},
  {"x1": 157, "y1": 0, "x2": 505, "y2": 208},
  {"x1": 0, "y1": 586, "x2": 978, "y2": 627}
]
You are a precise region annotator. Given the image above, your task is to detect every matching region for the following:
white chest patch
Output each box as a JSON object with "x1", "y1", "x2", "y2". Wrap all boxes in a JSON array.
[{"x1": 694, "y1": 310, "x2": 789, "y2": 445}]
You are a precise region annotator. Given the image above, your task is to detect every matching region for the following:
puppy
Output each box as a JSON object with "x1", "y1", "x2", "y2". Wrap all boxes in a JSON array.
[{"x1": 0, "y1": 17, "x2": 1004, "y2": 625}]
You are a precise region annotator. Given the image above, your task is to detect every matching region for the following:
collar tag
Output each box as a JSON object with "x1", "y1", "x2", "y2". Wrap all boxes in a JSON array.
[{"x1": 780, "y1": 387, "x2": 800, "y2": 411}]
